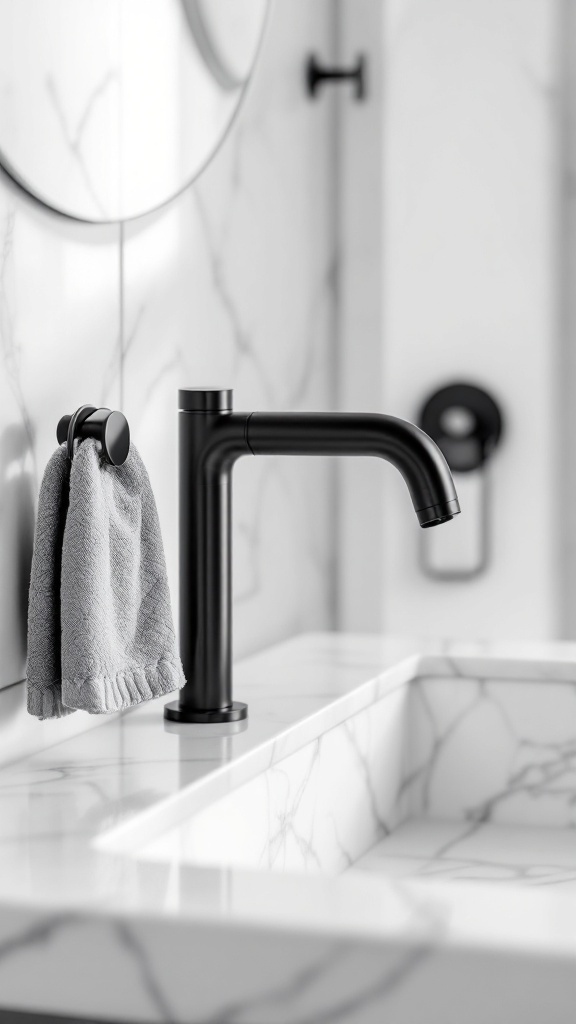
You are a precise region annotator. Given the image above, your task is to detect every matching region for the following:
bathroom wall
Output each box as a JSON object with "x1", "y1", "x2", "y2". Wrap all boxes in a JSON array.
[
  {"x1": 121, "y1": 0, "x2": 338, "y2": 658},
  {"x1": 339, "y1": 0, "x2": 561, "y2": 641},
  {"x1": 0, "y1": 0, "x2": 337, "y2": 757}
]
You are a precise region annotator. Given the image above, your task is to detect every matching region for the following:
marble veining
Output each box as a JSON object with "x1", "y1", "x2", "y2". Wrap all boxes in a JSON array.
[
  {"x1": 355, "y1": 820, "x2": 576, "y2": 889},
  {"x1": 402, "y1": 674, "x2": 576, "y2": 828},
  {"x1": 137, "y1": 684, "x2": 409, "y2": 875},
  {"x1": 45, "y1": 68, "x2": 120, "y2": 219}
]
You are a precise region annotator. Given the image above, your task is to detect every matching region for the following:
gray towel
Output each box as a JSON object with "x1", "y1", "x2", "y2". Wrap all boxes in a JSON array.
[{"x1": 27, "y1": 438, "x2": 184, "y2": 719}]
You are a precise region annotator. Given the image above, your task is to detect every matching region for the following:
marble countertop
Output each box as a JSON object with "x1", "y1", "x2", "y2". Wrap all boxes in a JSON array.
[{"x1": 2, "y1": 632, "x2": 576, "y2": 1023}]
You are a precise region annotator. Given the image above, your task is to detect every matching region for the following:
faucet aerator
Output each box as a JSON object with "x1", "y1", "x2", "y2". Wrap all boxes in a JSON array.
[{"x1": 417, "y1": 499, "x2": 461, "y2": 528}]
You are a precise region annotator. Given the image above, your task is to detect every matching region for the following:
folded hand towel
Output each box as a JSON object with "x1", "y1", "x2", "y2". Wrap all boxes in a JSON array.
[{"x1": 27, "y1": 438, "x2": 184, "y2": 719}]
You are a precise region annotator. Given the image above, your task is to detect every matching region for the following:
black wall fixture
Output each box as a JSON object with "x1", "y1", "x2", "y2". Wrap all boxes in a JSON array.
[
  {"x1": 418, "y1": 382, "x2": 504, "y2": 580},
  {"x1": 57, "y1": 406, "x2": 130, "y2": 467},
  {"x1": 306, "y1": 53, "x2": 366, "y2": 100},
  {"x1": 419, "y1": 383, "x2": 503, "y2": 473}
]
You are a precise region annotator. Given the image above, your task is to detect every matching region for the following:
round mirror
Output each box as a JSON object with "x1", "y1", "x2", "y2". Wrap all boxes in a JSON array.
[{"x1": 0, "y1": 0, "x2": 268, "y2": 222}]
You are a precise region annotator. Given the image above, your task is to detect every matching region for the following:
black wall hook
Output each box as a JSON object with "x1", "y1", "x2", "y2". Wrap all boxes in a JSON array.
[
  {"x1": 57, "y1": 406, "x2": 130, "y2": 466},
  {"x1": 306, "y1": 53, "x2": 366, "y2": 100}
]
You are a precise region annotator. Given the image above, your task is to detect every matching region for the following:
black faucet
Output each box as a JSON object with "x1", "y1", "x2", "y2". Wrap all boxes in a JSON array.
[{"x1": 164, "y1": 388, "x2": 460, "y2": 724}]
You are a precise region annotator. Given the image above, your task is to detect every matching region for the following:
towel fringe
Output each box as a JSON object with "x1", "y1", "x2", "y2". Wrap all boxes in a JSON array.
[
  {"x1": 61, "y1": 657, "x2": 185, "y2": 715},
  {"x1": 27, "y1": 682, "x2": 77, "y2": 721}
]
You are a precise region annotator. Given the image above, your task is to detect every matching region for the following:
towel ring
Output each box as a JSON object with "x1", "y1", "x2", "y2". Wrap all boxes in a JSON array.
[{"x1": 57, "y1": 406, "x2": 131, "y2": 467}]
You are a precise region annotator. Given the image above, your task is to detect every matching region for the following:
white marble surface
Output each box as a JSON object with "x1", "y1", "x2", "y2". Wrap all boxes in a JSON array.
[
  {"x1": 355, "y1": 820, "x2": 576, "y2": 888},
  {"x1": 402, "y1": 673, "x2": 576, "y2": 828},
  {"x1": 0, "y1": 634, "x2": 576, "y2": 1021}
]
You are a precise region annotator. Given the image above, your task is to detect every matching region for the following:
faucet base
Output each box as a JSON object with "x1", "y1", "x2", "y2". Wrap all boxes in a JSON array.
[{"x1": 164, "y1": 700, "x2": 248, "y2": 724}]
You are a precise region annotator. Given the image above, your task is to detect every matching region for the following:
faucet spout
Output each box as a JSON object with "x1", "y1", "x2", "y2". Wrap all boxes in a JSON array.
[
  {"x1": 246, "y1": 412, "x2": 460, "y2": 528},
  {"x1": 164, "y1": 389, "x2": 460, "y2": 726}
]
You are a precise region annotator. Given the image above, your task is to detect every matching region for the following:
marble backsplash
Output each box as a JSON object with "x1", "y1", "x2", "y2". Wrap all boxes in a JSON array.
[{"x1": 0, "y1": 0, "x2": 338, "y2": 692}]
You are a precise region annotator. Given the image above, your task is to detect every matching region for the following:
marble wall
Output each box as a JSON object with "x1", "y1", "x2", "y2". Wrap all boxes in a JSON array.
[{"x1": 0, "y1": 0, "x2": 338, "y2": 700}]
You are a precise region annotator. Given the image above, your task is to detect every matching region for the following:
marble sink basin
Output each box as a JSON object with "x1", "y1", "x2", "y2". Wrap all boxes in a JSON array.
[{"x1": 112, "y1": 667, "x2": 576, "y2": 888}]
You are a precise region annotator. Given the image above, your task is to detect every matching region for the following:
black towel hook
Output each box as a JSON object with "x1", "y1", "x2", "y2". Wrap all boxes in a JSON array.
[
  {"x1": 57, "y1": 406, "x2": 131, "y2": 466},
  {"x1": 306, "y1": 53, "x2": 366, "y2": 100}
]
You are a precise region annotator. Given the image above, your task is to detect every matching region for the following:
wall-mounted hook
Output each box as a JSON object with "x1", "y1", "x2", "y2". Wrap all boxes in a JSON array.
[
  {"x1": 306, "y1": 53, "x2": 366, "y2": 101},
  {"x1": 57, "y1": 407, "x2": 130, "y2": 467}
]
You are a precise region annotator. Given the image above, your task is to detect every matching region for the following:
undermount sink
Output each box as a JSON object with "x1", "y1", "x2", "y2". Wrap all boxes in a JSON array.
[
  {"x1": 87, "y1": 636, "x2": 576, "y2": 1024},
  {"x1": 105, "y1": 662, "x2": 576, "y2": 889}
]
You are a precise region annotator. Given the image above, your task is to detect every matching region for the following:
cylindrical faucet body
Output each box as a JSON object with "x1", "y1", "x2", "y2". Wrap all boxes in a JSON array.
[{"x1": 170, "y1": 389, "x2": 250, "y2": 723}]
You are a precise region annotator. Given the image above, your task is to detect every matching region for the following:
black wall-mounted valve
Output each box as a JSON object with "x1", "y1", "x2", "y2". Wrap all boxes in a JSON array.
[
  {"x1": 418, "y1": 382, "x2": 504, "y2": 581},
  {"x1": 57, "y1": 405, "x2": 130, "y2": 467},
  {"x1": 306, "y1": 53, "x2": 366, "y2": 100},
  {"x1": 419, "y1": 383, "x2": 503, "y2": 473}
]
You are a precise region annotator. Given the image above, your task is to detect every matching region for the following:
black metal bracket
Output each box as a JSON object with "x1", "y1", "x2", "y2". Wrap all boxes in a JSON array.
[
  {"x1": 306, "y1": 53, "x2": 366, "y2": 100},
  {"x1": 57, "y1": 406, "x2": 131, "y2": 466}
]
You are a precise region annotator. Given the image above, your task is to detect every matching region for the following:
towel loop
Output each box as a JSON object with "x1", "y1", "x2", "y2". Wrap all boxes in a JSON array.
[
  {"x1": 57, "y1": 406, "x2": 131, "y2": 466},
  {"x1": 65, "y1": 405, "x2": 97, "y2": 462}
]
